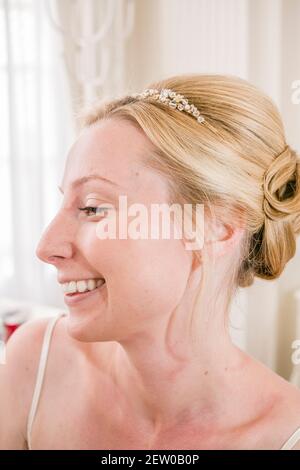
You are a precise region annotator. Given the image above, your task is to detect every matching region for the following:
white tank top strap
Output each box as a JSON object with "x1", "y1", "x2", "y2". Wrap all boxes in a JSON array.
[
  {"x1": 26, "y1": 312, "x2": 66, "y2": 450},
  {"x1": 281, "y1": 426, "x2": 300, "y2": 450}
]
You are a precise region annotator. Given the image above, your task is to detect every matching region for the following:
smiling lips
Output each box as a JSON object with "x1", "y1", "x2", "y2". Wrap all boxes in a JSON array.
[{"x1": 62, "y1": 278, "x2": 105, "y2": 295}]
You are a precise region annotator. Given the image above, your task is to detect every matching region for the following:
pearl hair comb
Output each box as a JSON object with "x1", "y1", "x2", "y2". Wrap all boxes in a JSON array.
[{"x1": 132, "y1": 88, "x2": 205, "y2": 124}]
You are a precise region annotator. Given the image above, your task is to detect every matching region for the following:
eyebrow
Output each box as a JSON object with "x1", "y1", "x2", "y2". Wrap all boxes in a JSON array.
[{"x1": 58, "y1": 174, "x2": 122, "y2": 194}]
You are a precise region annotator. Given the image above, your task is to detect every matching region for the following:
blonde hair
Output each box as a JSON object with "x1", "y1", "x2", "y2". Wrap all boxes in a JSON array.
[{"x1": 76, "y1": 73, "x2": 300, "y2": 338}]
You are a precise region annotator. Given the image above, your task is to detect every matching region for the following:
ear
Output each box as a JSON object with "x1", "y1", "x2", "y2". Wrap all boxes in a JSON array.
[{"x1": 205, "y1": 219, "x2": 245, "y2": 259}]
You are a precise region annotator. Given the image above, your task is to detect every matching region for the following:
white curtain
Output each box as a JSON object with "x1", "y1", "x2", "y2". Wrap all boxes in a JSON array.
[
  {"x1": 0, "y1": 0, "x2": 75, "y2": 311},
  {"x1": 1, "y1": 0, "x2": 300, "y2": 384}
]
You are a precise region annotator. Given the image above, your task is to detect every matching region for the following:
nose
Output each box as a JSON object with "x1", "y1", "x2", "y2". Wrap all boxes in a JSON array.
[{"x1": 36, "y1": 211, "x2": 74, "y2": 266}]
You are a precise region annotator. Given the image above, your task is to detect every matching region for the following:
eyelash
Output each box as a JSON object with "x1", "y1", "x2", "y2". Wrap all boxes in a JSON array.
[{"x1": 78, "y1": 206, "x2": 109, "y2": 217}]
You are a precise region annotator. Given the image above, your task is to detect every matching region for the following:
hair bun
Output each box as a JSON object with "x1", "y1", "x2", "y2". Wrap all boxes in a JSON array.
[{"x1": 262, "y1": 145, "x2": 300, "y2": 223}]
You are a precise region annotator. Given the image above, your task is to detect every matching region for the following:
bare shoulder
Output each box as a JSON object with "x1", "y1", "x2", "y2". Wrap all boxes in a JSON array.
[
  {"x1": 0, "y1": 315, "x2": 61, "y2": 449},
  {"x1": 3, "y1": 315, "x2": 62, "y2": 381},
  {"x1": 275, "y1": 378, "x2": 300, "y2": 450},
  {"x1": 272, "y1": 369, "x2": 300, "y2": 415},
  {"x1": 262, "y1": 367, "x2": 300, "y2": 449},
  {"x1": 235, "y1": 353, "x2": 300, "y2": 449}
]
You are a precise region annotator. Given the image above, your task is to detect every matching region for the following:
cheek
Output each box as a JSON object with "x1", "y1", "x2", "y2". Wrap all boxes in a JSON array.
[
  {"x1": 78, "y1": 225, "x2": 118, "y2": 273},
  {"x1": 124, "y1": 239, "x2": 193, "y2": 316},
  {"x1": 131, "y1": 239, "x2": 191, "y2": 292},
  {"x1": 85, "y1": 230, "x2": 192, "y2": 312},
  {"x1": 78, "y1": 224, "x2": 193, "y2": 314}
]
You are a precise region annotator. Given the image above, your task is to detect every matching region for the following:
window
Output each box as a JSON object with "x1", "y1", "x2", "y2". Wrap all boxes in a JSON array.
[{"x1": 0, "y1": 0, "x2": 74, "y2": 305}]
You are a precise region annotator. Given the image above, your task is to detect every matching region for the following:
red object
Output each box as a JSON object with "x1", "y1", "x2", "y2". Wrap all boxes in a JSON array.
[
  {"x1": 2, "y1": 310, "x2": 27, "y2": 343},
  {"x1": 4, "y1": 322, "x2": 21, "y2": 342}
]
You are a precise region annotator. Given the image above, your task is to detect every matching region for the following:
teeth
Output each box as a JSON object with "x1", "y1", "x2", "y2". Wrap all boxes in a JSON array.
[
  {"x1": 62, "y1": 278, "x2": 105, "y2": 294},
  {"x1": 77, "y1": 280, "x2": 88, "y2": 293},
  {"x1": 87, "y1": 279, "x2": 96, "y2": 291},
  {"x1": 68, "y1": 281, "x2": 77, "y2": 294}
]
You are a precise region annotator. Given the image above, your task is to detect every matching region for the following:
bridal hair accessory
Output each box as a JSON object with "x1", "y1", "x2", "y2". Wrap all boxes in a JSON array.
[{"x1": 132, "y1": 88, "x2": 205, "y2": 124}]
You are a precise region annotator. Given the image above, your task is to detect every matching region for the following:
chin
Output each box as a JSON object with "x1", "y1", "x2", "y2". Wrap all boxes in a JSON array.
[
  {"x1": 65, "y1": 307, "x2": 117, "y2": 343},
  {"x1": 63, "y1": 283, "x2": 110, "y2": 340}
]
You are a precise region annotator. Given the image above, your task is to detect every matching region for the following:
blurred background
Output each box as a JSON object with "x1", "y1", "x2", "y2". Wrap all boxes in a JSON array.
[{"x1": 0, "y1": 0, "x2": 300, "y2": 385}]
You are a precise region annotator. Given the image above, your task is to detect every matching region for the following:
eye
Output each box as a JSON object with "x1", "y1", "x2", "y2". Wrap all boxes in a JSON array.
[{"x1": 78, "y1": 206, "x2": 110, "y2": 217}]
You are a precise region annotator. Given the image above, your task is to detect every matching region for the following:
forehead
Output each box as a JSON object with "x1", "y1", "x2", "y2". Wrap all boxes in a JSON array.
[
  {"x1": 62, "y1": 119, "x2": 172, "y2": 202},
  {"x1": 63, "y1": 118, "x2": 153, "y2": 187}
]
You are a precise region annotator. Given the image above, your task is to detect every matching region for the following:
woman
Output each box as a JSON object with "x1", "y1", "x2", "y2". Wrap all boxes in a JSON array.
[{"x1": 1, "y1": 74, "x2": 300, "y2": 450}]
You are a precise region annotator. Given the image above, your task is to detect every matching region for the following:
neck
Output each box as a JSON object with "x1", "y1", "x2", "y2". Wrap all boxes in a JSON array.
[{"x1": 111, "y1": 295, "x2": 249, "y2": 433}]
